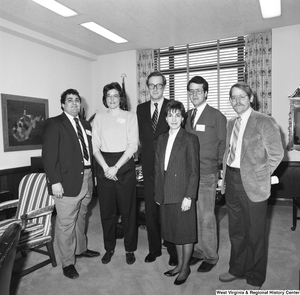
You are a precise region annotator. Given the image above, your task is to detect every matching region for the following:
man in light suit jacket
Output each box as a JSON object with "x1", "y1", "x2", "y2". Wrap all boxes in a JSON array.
[
  {"x1": 219, "y1": 82, "x2": 284, "y2": 289},
  {"x1": 42, "y1": 89, "x2": 99, "y2": 280},
  {"x1": 137, "y1": 71, "x2": 177, "y2": 265},
  {"x1": 185, "y1": 76, "x2": 227, "y2": 273}
]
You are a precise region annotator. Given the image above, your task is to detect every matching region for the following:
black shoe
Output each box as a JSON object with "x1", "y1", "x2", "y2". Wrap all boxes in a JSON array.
[
  {"x1": 168, "y1": 255, "x2": 178, "y2": 266},
  {"x1": 164, "y1": 269, "x2": 180, "y2": 277},
  {"x1": 197, "y1": 261, "x2": 215, "y2": 272},
  {"x1": 76, "y1": 249, "x2": 100, "y2": 258},
  {"x1": 63, "y1": 265, "x2": 79, "y2": 279},
  {"x1": 189, "y1": 256, "x2": 203, "y2": 266},
  {"x1": 101, "y1": 251, "x2": 114, "y2": 264},
  {"x1": 144, "y1": 253, "x2": 162, "y2": 263},
  {"x1": 126, "y1": 252, "x2": 136, "y2": 265},
  {"x1": 174, "y1": 268, "x2": 191, "y2": 285}
]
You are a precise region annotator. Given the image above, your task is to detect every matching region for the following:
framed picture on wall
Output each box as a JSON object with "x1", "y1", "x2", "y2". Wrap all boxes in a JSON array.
[{"x1": 1, "y1": 93, "x2": 48, "y2": 152}]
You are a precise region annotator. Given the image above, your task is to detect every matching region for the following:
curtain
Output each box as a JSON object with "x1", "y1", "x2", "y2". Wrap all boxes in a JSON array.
[
  {"x1": 137, "y1": 49, "x2": 154, "y2": 104},
  {"x1": 245, "y1": 31, "x2": 272, "y2": 115}
]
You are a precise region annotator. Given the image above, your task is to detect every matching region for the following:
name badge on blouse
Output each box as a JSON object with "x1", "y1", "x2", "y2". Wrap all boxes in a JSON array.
[
  {"x1": 117, "y1": 118, "x2": 126, "y2": 124},
  {"x1": 86, "y1": 130, "x2": 92, "y2": 136},
  {"x1": 196, "y1": 124, "x2": 205, "y2": 132}
]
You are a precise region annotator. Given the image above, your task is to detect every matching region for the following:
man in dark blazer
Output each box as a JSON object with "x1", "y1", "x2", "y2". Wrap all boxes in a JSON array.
[
  {"x1": 185, "y1": 76, "x2": 227, "y2": 273},
  {"x1": 42, "y1": 89, "x2": 99, "y2": 280},
  {"x1": 219, "y1": 82, "x2": 283, "y2": 289},
  {"x1": 137, "y1": 71, "x2": 177, "y2": 265}
]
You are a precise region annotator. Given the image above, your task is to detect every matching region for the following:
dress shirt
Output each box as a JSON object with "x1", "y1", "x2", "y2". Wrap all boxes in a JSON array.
[
  {"x1": 164, "y1": 128, "x2": 180, "y2": 171},
  {"x1": 151, "y1": 97, "x2": 164, "y2": 118},
  {"x1": 192, "y1": 102, "x2": 207, "y2": 128},
  {"x1": 228, "y1": 108, "x2": 252, "y2": 168},
  {"x1": 64, "y1": 111, "x2": 91, "y2": 166}
]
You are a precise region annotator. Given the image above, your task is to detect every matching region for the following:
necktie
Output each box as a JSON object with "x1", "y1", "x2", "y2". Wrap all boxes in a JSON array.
[
  {"x1": 74, "y1": 118, "x2": 89, "y2": 161},
  {"x1": 190, "y1": 108, "x2": 197, "y2": 128},
  {"x1": 152, "y1": 103, "x2": 158, "y2": 133},
  {"x1": 228, "y1": 117, "x2": 241, "y2": 166}
]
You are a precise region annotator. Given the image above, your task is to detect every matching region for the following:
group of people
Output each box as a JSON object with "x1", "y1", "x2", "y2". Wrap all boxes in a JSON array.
[{"x1": 42, "y1": 71, "x2": 283, "y2": 289}]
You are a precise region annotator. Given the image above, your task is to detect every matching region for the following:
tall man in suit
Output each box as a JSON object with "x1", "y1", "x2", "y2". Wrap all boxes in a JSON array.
[
  {"x1": 185, "y1": 76, "x2": 227, "y2": 272},
  {"x1": 42, "y1": 89, "x2": 100, "y2": 280},
  {"x1": 137, "y1": 71, "x2": 177, "y2": 265},
  {"x1": 219, "y1": 82, "x2": 283, "y2": 289}
]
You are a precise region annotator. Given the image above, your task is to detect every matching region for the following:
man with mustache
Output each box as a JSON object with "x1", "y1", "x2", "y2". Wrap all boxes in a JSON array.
[{"x1": 219, "y1": 82, "x2": 283, "y2": 289}]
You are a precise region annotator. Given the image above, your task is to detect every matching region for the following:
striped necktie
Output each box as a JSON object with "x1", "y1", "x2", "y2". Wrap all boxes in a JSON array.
[
  {"x1": 74, "y1": 118, "x2": 89, "y2": 161},
  {"x1": 190, "y1": 108, "x2": 197, "y2": 128},
  {"x1": 228, "y1": 117, "x2": 241, "y2": 166},
  {"x1": 152, "y1": 103, "x2": 158, "y2": 133}
]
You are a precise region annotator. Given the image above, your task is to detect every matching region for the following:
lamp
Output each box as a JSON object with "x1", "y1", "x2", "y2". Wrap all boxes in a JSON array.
[{"x1": 259, "y1": 0, "x2": 281, "y2": 19}]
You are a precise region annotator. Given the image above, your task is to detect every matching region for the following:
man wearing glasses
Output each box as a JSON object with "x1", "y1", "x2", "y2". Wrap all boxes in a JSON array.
[
  {"x1": 185, "y1": 76, "x2": 227, "y2": 273},
  {"x1": 137, "y1": 71, "x2": 177, "y2": 266},
  {"x1": 219, "y1": 82, "x2": 283, "y2": 289}
]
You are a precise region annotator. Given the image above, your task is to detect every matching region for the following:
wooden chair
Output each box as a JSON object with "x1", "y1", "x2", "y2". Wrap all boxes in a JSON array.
[
  {"x1": 291, "y1": 197, "x2": 300, "y2": 231},
  {"x1": 0, "y1": 173, "x2": 57, "y2": 278},
  {"x1": 0, "y1": 223, "x2": 22, "y2": 295}
]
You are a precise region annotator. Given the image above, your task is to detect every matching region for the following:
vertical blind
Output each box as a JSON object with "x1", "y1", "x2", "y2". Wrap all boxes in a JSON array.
[{"x1": 154, "y1": 36, "x2": 245, "y2": 119}]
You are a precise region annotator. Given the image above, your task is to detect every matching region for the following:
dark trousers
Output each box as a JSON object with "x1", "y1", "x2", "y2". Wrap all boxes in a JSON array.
[
  {"x1": 97, "y1": 152, "x2": 137, "y2": 253},
  {"x1": 144, "y1": 174, "x2": 177, "y2": 257},
  {"x1": 225, "y1": 167, "x2": 268, "y2": 287}
]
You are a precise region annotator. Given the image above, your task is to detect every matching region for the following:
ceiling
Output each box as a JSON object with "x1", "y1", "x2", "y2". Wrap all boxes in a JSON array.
[{"x1": 1, "y1": 0, "x2": 300, "y2": 57}]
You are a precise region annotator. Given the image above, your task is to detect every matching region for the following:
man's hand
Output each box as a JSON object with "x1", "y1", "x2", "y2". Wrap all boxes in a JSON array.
[{"x1": 52, "y1": 183, "x2": 64, "y2": 199}]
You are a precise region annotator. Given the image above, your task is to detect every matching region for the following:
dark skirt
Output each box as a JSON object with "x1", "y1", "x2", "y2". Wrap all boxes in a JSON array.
[{"x1": 160, "y1": 200, "x2": 197, "y2": 245}]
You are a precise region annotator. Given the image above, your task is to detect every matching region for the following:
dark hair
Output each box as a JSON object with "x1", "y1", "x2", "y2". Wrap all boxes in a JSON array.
[
  {"x1": 60, "y1": 89, "x2": 81, "y2": 111},
  {"x1": 102, "y1": 82, "x2": 127, "y2": 110},
  {"x1": 165, "y1": 100, "x2": 186, "y2": 127},
  {"x1": 229, "y1": 82, "x2": 253, "y2": 99},
  {"x1": 187, "y1": 76, "x2": 209, "y2": 93},
  {"x1": 146, "y1": 71, "x2": 167, "y2": 86}
]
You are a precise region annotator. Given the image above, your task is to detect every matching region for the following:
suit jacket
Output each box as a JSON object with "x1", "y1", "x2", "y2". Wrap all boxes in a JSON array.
[
  {"x1": 221, "y1": 109, "x2": 284, "y2": 202},
  {"x1": 137, "y1": 98, "x2": 169, "y2": 177},
  {"x1": 185, "y1": 104, "x2": 227, "y2": 174},
  {"x1": 42, "y1": 112, "x2": 93, "y2": 197},
  {"x1": 154, "y1": 128, "x2": 200, "y2": 205}
]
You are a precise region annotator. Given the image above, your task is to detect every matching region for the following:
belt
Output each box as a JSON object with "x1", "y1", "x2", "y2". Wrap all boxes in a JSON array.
[
  {"x1": 84, "y1": 165, "x2": 91, "y2": 169},
  {"x1": 226, "y1": 165, "x2": 240, "y2": 172}
]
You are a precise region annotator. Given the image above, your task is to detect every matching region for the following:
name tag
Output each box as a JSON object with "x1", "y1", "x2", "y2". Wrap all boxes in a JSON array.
[
  {"x1": 86, "y1": 130, "x2": 92, "y2": 136},
  {"x1": 196, "y1": 124, "x2": 205, "y2": 132},
  {"x1": 117, "y1": 118, "x2": 126, "y2": 124}
]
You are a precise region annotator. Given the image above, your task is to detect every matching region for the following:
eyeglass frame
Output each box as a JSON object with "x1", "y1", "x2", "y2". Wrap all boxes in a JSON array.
[
  {"x1": 106, "y1": 94, "x2": 120, "y2": 99},
  {"x1": 188, "y1": 88, "x2": 205, "y2": 96},
  {"x1": 229, "y1": 94, "x2": 249, "y2": 102},
  {"x1": 148, "y1": 83, "x2": 164, "y2": 90}
]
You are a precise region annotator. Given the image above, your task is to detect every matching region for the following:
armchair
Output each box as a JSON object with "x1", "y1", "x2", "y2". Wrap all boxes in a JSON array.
[
  {"x1": 0, "y1": 223, "x2": 22, "y2": 295},
  {"x1": 0, "y1": 173, "x2": 57, "y2": 278}
]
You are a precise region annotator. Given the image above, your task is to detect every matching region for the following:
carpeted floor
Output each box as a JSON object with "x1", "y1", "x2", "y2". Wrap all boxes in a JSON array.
[{"x1": 9, "y1": 197, "x2": 299, "y2": 295}]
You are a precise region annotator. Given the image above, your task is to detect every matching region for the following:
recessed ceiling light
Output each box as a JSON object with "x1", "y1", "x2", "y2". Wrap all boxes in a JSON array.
[
  {"x1": 32, "y1": 0, "x2": 77, "y2": 17},
  {"x1": 259, "y1": 0, "x2": 281, "y2": 19},
  {"x1": 81, "y1": 22, "x2": 128, "y2": 44}
]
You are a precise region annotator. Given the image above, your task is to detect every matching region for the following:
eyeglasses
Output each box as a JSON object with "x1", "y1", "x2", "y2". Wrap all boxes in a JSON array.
[
  {"x1": 229, "y1": 94, "x2": 248, "y2": 102},
  {"x1": 188, "y1": 89, "x2": 204, "y2": 96},
  {"x1": 106, "y1": 94, "x2": 120, "y2": 99},
  {"x1": 148, "y1": 83, "x2": 164, "y2": 90}
]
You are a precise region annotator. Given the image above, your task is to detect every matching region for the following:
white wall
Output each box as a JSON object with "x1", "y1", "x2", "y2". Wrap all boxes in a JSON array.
[
  {"x1": 272, "y1": 24, "x2": 300, "y2": 161},
  {"x1": 91, "y1": 50, "x2": 138, "y2": 115},
  {"x1": 0, "y1": 30, "x2": 93, "y2": 169}
]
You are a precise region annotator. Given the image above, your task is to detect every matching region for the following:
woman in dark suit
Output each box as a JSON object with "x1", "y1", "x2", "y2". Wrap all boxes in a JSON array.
[{"x1": 154, "y1": 100, "x2": 200, "y2": 285}]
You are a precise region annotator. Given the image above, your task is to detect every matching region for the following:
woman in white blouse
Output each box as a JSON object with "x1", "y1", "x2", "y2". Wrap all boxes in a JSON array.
[
  {"x1": 154, "y1": 100, "x2": 200, "y2": 285},
  {"x1": 92, "y1": 82, "x2": 138, "y2": 265}
]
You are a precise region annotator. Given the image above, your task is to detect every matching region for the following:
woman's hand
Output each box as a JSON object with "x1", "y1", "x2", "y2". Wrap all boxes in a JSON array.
[
  {"x1": 104, "y1": 166, "x2": 118, "y2": 181},
  {"x1": 181, "y1": 197, "x2": 192, "y2": 211}
]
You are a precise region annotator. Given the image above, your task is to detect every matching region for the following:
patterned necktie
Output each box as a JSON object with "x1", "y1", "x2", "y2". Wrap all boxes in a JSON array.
[
  {"x1": 228, "y1": 117, "x2": 241, "y2": 166},
  {"x1": 190, "y1": 108, "x2": 197, "y2": 128},
  {"x1": 152, "y1": 103, "x2": 158, "y2": 133},
  {"x1": 74, "y1": 118, "x2": 89, "y2": 161}
]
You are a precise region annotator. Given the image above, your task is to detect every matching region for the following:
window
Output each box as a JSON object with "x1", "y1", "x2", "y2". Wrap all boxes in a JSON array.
[{"x1": 154, "y1": 37, "x2": 245, "y2": 119}]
